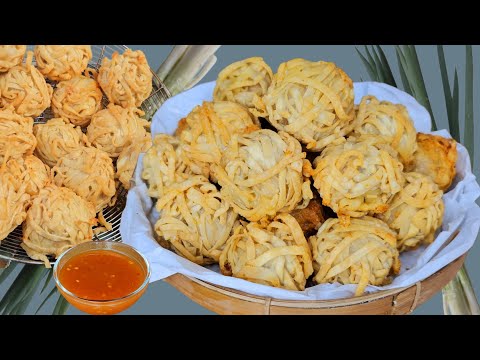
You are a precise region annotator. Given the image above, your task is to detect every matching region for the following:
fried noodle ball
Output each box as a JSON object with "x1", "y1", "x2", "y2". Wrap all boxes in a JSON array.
[
  {"x1": 407, "y1": 133, "x2": 457, "y2": 191},
  {"x1": 5, "y1": 156, "x2": 51, "y2": 196},
  {"x1": 22, "y1": 185, "x2": 97, "y2": 267},
  {"x1": 0, "y1": 45, "x2": 26, "y2": 72},
  {"x1": 116, "y1": 133, "x2": 152, "y2": 190},
  {"x1": 179, "y1": 101, "x2": 259, "y2": 179},
  {"x1": 0, "y1": 168, "x2": 30, "y2": 242},
  {"x1": 263, "y1": 58, "x2": 355, "y2": 151},
  {"x1": 0, "y1": 107, "x2": 36, "y2": 165},
  {"x1": 98, "y1": 49, "x2": 153, "y2": 108},
  {"x1": 154, "y1": 176, "x2": 239, "y2": 265},
  {"x1": 219, "y1": 213, "x2": 313, "y2": 291},
  {"x1": 52, "y1": 74, "x2": 103, "y2": 127},
  {"x1": 309, "y1": 216, "x2": 400, "y2": 296},
  {"x1": 213, "y1": 129, "x2": 313, "y2": 222},
  {"x1": 378, "y1": 172, "x2": 444, "y2": 252},
  {"x1": 53, "y1": 146, "x2": 116, "y2": 214},
  {"x1": 312, "y1": 136, "x2": 405, "y2": 220},
  {"x1": 214, "y1": 57, "x2": 273, "y2": 117},
  {"x1": 33, "y1": 117, "x2": 87, "y2": 167},
  {"x1": 0, "y1": 51, "x2": 52, "y2": 117},
  {"x1": 353, "y1": 96, "x2": 417, "y2": 165},
  {"x1": 87, "y1": 104, "x2": 149, "y2": 158},
  {"x1": 34, "y1": 45, "x2": 92, "y2": 81}
]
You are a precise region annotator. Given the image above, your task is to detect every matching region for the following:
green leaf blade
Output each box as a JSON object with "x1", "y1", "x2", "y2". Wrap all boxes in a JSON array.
[{"x1": 464, "y1": 45, "x2": 474, "y2": 164}]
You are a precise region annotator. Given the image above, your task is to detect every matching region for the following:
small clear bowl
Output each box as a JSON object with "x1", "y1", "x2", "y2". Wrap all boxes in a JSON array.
[{"x1": 53, "y1": 241, "x2": 151, "y2": 315}]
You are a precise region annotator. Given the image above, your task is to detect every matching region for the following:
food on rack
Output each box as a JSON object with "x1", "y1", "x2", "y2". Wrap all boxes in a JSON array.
[
  {"x1": 0, "y1": 52, "x2": 53, "y2": 117},
  {"x1": 33, "y1": 117, "x2": 87, "y2": 167},
  {"x1": 309, "y1": 217, "x2": 400, "y2": 296},
  {"x1": 142, "y1": 134, "x2": 192, "y2": 199},
  {"x1": 178, "y1": 101, "x2": 259, "y2": 180},
  {"x1": 53, "y1": 146, "x2": 116, "y2": 214},
  {"x1": 0, "y1": 45, "x2": 26, "y2": 72},
  {"x1": 290, "y1": 197, "x2": 327, "y2": 236},
  {"x1": 263, "y1": 59, "x2": 355, "y2": 151},
  {"x1": 154, "y1": 176, "x2": 239, "y2": 265},
  {"x1": 22, "y1": 185, "x2": 97, "y2": 267},
  {"x1": 34, "y1": 45, "x2": 92, "y2": 81},
  {"x1": 213, "y1": 129, "x2": 313, "y2": 222},
  {"x1": 0, "y1": 168, "x2": 30, "y2": 243},
  {"x1": 352, "y1": 96, "x2": 417, "y2": 165},
  {"x1": 98, "y1": 49, "x2": 153, "y2": 108},
  {"x1": 0, "y1": 107, "x2": 36, "y2": 165},
  {"x1": 116, "y1": 133, "x2": 152, "y2": 190},
  {"x1": 378, "y1": 172, "x2": 444, "y2": 252},
  {"x1": 5, "y1": 156, "x2": 51, "y2": 196},
  {"x1": 214, "y1": 57, "x2": 273, "y2": 117},
  {"x1": 219, "y1": 213, "x2": 313, "y2": 291},
  {"x1": 312, "y1": 136, "x2": 405, "y2": 220},
  {"x1": 86, "y1": 104, "x2": 149, "y2": 158},
  {"x1": 407, "y1": 133, "x2": 457, "y2": 191},
  {"x1": 51, "y1": 74, "x2": 103, "y2": 127}
]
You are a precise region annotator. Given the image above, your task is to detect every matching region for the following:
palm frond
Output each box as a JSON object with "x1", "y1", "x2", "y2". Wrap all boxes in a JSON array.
[{"x1": 464, "y1": 45, "x2": 474, "y2": 164}]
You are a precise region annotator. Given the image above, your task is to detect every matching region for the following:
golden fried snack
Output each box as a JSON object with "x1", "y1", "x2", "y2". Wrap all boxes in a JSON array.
[
  {"x1": 98, "y1": 49, "x2": 153, "y2": 108},
  {"x1": 219, "y1": 213, "x2": 313, "y2": 291},
  {"x1": 53, "y1": 146, "x2": 116, "y2": 214},
  {"x1": 22, "y1": 185, "x2": 97, "y2": 267},
  {"x1": 117, "y1": 133, "x2": 152, "y2": 190},
  {"x1": 178, "y1": 101, "x2": 259, "y2": 179},
  {"x1": 0, "y1": 45, "x2": 26, "y2": 72},
  {"x1": 0, "y1": 52, "x2": 53, "y2": 117},
  {"x1": 0, "y1": 168, "x2": 30, "y2": 243},
  {"x1": 52, "y1": 75, "x2": 103, "y2": 127},
  {"x1": 290, "y1": 197, "x2": 327, "y2": 236},
  {"x1": 0, "y1": 107, "x2": 36, "y2": 165},
  {"x1": 353, "y1": 96, "x2": 417, "y2": 165},
  {"x1": 142, "y1": 134, "x2": 194, "y2": 199},
  {"x1": 154, "y1": 176, "x2": 238, "y2": 265},
  {"x1": 34, "y1": 45, "x2": 92, "y2": 81},
  {"x1": 87, "y1": 104, "x2": 149, "y2": 158},
  {"x1": 214, "y1": 57, "x2": 273, "y2": 117},
  {"x1": 312, "y1": 136, "x2": 405, "y2": 220},
  {"x1": 213, "y1": 129, "x2": 313, "y2": 222},
  {"x1": 5, "y1": 156, "x2": 51, "y2": 196},
  {"x1": 263, "y1": 58, "x2": 355, "y2": 151},
  {"x1": 33, "y1": 117, "x2": 87, "y2": 167},
  {"x1": 408, "y1": 133, "x2": 457, "y2": 191},
  {"x1": 378, "y1": 172, "x2": 444, "y2": 252},
  {"x1": 310, "y1": 217, "x2": 400, "y2": 296}
]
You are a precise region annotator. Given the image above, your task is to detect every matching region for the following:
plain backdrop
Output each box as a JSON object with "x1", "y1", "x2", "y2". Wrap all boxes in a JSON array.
[{"x1": 1, "y1": 45, "x2": 478, "y2": 315}]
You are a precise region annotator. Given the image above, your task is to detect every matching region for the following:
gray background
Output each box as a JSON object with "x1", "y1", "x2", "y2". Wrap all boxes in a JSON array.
[{"x1": 2, "y1": 45, "x2": 478, "y2": 315}]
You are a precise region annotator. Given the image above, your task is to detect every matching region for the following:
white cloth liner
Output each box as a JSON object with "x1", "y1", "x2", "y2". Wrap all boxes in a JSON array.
[{"x1": 121, "y1": 81, "x2": 480, "y2": 301}]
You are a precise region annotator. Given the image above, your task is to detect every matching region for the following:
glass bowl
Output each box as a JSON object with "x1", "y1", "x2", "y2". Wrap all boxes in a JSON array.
[{"x1": 53, "y1": 241, "x2": 151, "y2": 315}]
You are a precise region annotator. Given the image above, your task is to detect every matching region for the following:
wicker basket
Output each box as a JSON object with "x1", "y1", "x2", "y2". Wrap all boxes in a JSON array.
[{"x1": 164, "y1": 255, "x2": 465, "y2": 315}]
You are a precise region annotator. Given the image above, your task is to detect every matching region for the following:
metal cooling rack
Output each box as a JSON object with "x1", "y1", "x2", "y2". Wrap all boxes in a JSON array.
[{"x1": 0, "y1": 45, "x2": 171, "y2": 265}]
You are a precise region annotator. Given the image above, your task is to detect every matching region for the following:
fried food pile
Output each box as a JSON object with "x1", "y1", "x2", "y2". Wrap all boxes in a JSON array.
[
  {"x1": 0, "y1": 45, "x2": 155, "y2": 266},
  {"x1": 143, "y1": 56, "x2": 456, "y2": 296}
]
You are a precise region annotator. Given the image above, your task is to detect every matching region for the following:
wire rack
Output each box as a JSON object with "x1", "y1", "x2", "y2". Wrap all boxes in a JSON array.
[{"x1": 0, "y1": 45, "x2": 171, "y2": 265}]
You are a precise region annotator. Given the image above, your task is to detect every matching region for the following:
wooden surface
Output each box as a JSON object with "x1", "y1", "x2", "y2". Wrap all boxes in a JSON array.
[{"x1": 164, "y1": 254, "x2": 465, "y2": 315}]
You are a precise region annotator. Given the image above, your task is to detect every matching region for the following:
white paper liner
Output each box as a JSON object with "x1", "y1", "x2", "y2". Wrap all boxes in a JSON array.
[{"x1": 121, "y1": 81, "x2": 480, "y2": 301}]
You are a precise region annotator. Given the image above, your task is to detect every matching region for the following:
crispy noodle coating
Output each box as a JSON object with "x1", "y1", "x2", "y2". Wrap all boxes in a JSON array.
[
  {"x1": 219, "y1": 213, "x2": 313, "y2": 291},
  {"x1": 22, "y1": 185, "x2": 96, "y2": 267},
  {"x1": 263, "y1": 58, "x2": 355, "y2": 151},
  {"x1": 116, "y1": 133, "x2": 152, "y2": 190},
  {"x1": 5, "y1": 155, "x2": 51, "y2": 196},
  {"x1": 309, "y1": 216, "x2": 400, "y2": 296},
  {"x1": 378, "y1": 172, "x2": 444, "y2": 252},
  {"x1": 0, "y1": 45, "x2": 26, "y2": 73},
  {"x1": 34, "y1": 45, "x2": 92, "y2": 81},
  {"x1": 0, "y1": 51, "x2": 52, "y2": 117},
  {"x1": 154, "y1": 176, "x2": 238, "y2": 265},
  {"x1": 0, "y1": 107, "x2": 36, "y2": 165},
  {"x1": 214, "y1": 57, "x2": 273, "y2": 117},
  {"x1": 213, "y1": 129, "x2": 313, "y2": 222}
]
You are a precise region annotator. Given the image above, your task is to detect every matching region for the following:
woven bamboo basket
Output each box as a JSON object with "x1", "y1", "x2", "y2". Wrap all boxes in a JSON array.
[{"x1": 164, "y1": 255, "x2": 465, "y2": 315}]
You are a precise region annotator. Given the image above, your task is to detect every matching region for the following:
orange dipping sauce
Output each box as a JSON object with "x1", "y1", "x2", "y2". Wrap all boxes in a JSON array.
[{"x1": 59, "y1": 250, "x2": 146, "y2": 301}]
